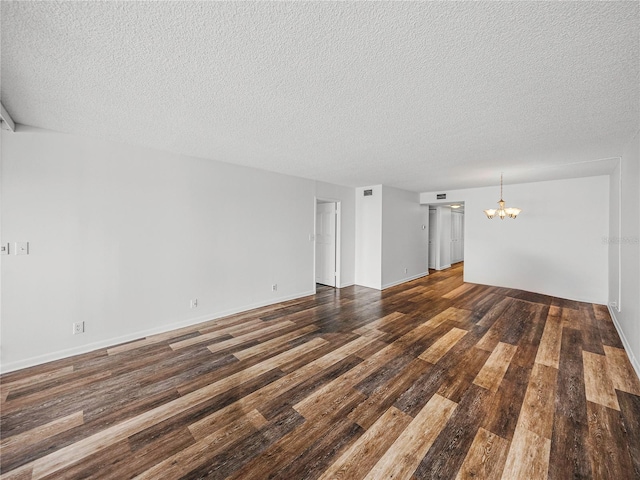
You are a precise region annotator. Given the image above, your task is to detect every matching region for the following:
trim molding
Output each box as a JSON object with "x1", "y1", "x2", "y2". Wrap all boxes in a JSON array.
[
  {"x1": 382, "y1": 272, "x2": 428, "y2": 290},
  {"x1": 463, "y1": 276, "x2": 606, "y2": 305},
  {"x1": 607, "y1": 303, "x2": 640, "y2": 379},
  {"x1": 0, "y1": 289, "x2": 315, "y2": 374}
]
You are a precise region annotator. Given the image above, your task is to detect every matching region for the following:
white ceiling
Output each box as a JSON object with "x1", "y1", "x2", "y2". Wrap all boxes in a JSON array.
[{"x1": 1, "y1": 1, "x2": 638, "y2": 192}]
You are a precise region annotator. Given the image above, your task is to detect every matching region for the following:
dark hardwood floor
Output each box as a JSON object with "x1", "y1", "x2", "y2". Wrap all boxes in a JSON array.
[{"x1": 1, "y1": 263, "x2": 639, "y2": 479}]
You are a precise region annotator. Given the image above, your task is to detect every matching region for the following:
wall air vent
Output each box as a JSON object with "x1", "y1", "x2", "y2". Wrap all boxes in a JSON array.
[
  {"x1": 364, "y1": 189, "x2": 373, "y2": 196},
  {"x1": 437, "y1": 193, "x2": 446, "y2": 200}
]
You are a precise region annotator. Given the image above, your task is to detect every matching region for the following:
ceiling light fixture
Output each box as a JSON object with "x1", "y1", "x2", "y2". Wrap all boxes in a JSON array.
[{"x1": 483, "y1": 174, "x2": 522, "y2": 220}]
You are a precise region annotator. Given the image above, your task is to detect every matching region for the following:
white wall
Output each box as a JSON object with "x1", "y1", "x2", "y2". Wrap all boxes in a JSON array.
[
  {"x1": 381, "y1": 186, "x2": 428, "y2": 289},
  {"x1": 0, "y1": 127, "x2": 355, "y2": 372},
  {"x1": 609, "y1": 162, "x2": 621, "y2": 309},
  {"x1": 315, "y1": 181, "x2": 356, "y2": 287},
  {"x1": 355, "y1": 185, "x2": 428, "y2": 290},
  {"x1": 355, "y1": 185, "x2": 382, "y2": 289},
  {"x1": 421, "y1": 175, "x2": 610, "y2": 304},
  {"x1": 609, "y1": 131, "x2": 640, "y2": 375}
]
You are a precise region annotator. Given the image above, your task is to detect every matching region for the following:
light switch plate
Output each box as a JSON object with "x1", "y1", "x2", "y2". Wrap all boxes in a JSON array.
[
  {"x1": 0, "y1": 243, "x2": 8, "y2": 255},
  {"x1": 15, "y1": 242, "x2": 29, "y2": 255}
]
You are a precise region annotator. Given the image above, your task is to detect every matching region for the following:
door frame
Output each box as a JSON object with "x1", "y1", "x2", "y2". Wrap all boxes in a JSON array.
[
  {"x1": 426, "y1": 202, "x2": 465, "y2": 271},
  {"x1": 314, "y1": 197, "x2": 341, "y2": 292},
  {"x1": 450, "y1": 209, "x2": 464, "y2": 264},
  {"x1": 428, "y1": 207, "x2": 436, "y2": 270}
]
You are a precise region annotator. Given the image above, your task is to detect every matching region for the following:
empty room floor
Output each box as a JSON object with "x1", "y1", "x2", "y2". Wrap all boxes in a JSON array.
[{"x1": 1, "y1": 263, "x2": 639, "y2": 479}]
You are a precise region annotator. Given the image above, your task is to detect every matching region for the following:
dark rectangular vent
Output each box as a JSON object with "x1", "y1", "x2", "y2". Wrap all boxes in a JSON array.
[
  {"x1": 437, "y1": 193, "x2": 446, "y2": 199},
  {"x1": 364, "y1": 189, "x2": 373, "y2": 196}
]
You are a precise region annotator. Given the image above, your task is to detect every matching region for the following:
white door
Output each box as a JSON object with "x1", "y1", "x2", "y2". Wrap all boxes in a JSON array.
[
  {"x1": 316, "y1": 202, "x2": 336, "y2": 287},
  {"x1": 450, "y1": 211, "x2": 464, "y2": 263},
  {"x1": 459, "y1": 212, "x2": 464, "y2": 262},
  {"x1": 428, "y1": 209, "x2": 436, "y2": 269},
  {"x1": 438, "y1": 206, "x2": 452, "y2": 270}
]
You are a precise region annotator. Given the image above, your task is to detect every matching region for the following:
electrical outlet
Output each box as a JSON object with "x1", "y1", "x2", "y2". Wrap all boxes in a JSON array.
[
  {"x1": 404, "y1": 268, "x2": 408, "y2": 274},
  {"x1": 191, "y1": 299, "x2": 198, "y2": 309},
  {"x1": 272, "y1": 284, "x2": 278, "y2": 292},
  {"x1": 15, "y1": 242, "x2": 29, "y2": 255},
  {"x1": 72, "y1": 322, "x2": 84, "y2": 335}
]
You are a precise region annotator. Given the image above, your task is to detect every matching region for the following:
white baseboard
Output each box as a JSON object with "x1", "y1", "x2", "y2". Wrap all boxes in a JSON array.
[
  {"x1": 0, "y1": 289, "x2": 315, "y2": 374},
  {"x1": 382, "y1": 272, "x2": 428, "y2": 290},
  {"x1": 607, "y1": 303, "x2": 640, "y2": 380}
]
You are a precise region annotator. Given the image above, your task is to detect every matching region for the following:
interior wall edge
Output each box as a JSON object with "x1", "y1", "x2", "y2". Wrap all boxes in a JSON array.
[
  {"x1": 608, "y1": 304, "x2": 640, "y2": 379},
  {"x1": 463, "y1": 275, "x2": 607, "y2": 307},
  {"x1": 0, "y1": 288, "x2": 315, "y2": 375},
  {"x1": 381, "y1": 271, "x2": 429, "y2": 290}
]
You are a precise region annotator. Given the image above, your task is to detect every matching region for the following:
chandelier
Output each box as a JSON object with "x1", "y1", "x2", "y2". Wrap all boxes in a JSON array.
[{"x1": 484, "y1": 174, "x2": 522, "y2": 220}]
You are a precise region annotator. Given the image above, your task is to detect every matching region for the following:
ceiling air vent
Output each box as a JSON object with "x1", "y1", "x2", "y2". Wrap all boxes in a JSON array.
[{"x1": 364, "y1": 189, "x2": 373, "y2": 196}]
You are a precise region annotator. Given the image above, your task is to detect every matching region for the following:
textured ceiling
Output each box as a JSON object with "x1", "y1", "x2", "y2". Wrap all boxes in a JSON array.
[{"x1": 1, "y1": 1, "x2": 638, "y2": 192}]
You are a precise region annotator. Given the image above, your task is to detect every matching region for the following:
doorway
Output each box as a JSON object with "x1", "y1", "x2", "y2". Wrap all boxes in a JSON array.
[
  {"x1": 450, "y1": 206, "x2": 465, "y2": 264},
  {"x1": 428, "y1": 207, "x2": 437, "y2": 269},
  {"x1": 427, "y1": 202, "x2": 465, "y2": 271},
  {"x1": 315, "y1": 199, "x2": 340, "y2": 288}
]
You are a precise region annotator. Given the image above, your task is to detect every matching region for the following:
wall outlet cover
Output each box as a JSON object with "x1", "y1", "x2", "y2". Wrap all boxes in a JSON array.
[{"x1": 15, "y1": 242, "x2": 29, "y2": 255}]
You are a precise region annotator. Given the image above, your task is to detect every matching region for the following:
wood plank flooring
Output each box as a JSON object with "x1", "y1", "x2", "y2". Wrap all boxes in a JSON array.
[{"x1": 1, "y1": 263, "x2": 639, "y2": 479}]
